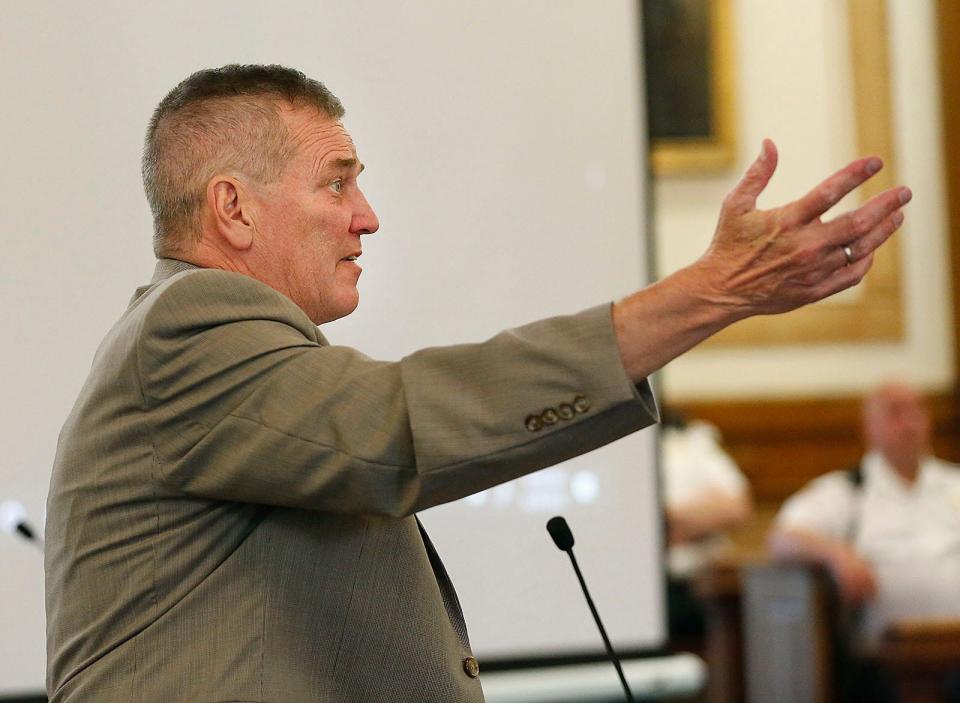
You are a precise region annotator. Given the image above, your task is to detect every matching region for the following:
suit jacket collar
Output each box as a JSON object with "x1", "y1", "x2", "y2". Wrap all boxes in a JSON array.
[
  {"x1": 152, "y1": 257, "x2": 198, "y2": 283},
  {"x1": 129, "y1": 258, "x2": 199, "y2": 307}
]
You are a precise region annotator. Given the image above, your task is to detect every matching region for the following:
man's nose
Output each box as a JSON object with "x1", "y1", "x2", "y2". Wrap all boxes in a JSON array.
[{"x1": 352, "y1": 189, "x2": 380, "y2": 235}]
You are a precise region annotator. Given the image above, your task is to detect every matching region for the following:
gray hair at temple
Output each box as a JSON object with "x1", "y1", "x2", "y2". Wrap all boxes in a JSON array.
[{"x1": 142, "y1": 64, "x2": 345, "y2": 257}]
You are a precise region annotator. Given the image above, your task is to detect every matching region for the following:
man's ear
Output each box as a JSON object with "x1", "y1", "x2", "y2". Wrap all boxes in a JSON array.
[{"x1": 206, "y1": 176, "x2": 255, "y2": 251}]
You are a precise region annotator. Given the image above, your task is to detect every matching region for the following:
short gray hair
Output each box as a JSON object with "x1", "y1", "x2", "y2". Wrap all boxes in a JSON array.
[{"x1": 142, "y1": 64, "x2": 345, "y2": 257}]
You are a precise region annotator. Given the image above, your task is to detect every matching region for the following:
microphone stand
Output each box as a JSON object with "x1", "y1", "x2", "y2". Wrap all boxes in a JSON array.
[
  {"x1": 564, "y1": 548, "x2": 636, "y2": 703},
  {"x1": 548, "y1": 516, "x2": 636, "y2": 703}
]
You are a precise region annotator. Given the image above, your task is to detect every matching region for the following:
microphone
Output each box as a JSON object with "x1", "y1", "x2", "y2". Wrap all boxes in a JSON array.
[
  {"x1": 547, "y1": 516, "x2": 636, "y2": 703},
  {"x1": 1, "y1": 500, "x2": 44, "y2": 551}
]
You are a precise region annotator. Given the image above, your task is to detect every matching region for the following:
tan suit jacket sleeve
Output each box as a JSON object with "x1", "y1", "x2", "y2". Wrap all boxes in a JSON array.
[{"x1": 139, "y1": 268, "x2": 657, "y2": 517}]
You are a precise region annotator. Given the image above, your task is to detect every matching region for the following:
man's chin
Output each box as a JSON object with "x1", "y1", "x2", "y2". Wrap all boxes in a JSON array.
[{"x1": 312, "y1": 294, "x2": 360, "y2": 325}]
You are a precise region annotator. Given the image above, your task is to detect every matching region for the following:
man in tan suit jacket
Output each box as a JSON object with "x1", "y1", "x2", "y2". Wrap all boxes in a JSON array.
[{"x1": 46, "y1": 65, "x2": 910, "y2": 701}]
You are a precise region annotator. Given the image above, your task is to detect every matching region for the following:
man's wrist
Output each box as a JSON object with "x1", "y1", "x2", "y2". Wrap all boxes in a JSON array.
[{"x1": 670, "y1": 260, "x2": 748, "y2": 330}]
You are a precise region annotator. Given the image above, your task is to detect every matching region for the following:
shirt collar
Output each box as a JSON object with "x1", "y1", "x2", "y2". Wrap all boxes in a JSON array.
[{"x1": 863, "y1": 450, "x2": 937, "y2": 494}]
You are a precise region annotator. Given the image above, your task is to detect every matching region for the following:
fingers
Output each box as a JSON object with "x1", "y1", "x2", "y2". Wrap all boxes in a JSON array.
[
  {"x1": 724, "y1": 139, "x2": 778, "y2": 214},
  {"x1": 815, "y1": 251, "x2": 874, "y2": 301},
  {"x1": 788, "y1": 200, "x2": 900, "y2": 306},
  {"x1": 821, "y1": 185, "x2": 911, "y2": 248},
  {"x1": 826, "y1": 208, "x2": 905, "y2": 270},
  {"x1": 782, "y1": 156, "x2": 884, "y2": 226}
]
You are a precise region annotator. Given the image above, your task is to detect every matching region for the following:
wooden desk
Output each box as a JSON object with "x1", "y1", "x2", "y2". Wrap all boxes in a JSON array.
[
  {"x1": 693, "y1": 563, "x2": 960, "y2": 703},
  {"x1": 692, "y1": 560, "x2": 838, "y2": 703},
  {"x1": 876, "y1": 619, "x2": 960, "y2": 703},
  {"x1": 691, "y1": 562, "x2": 745, "y2": 703}
]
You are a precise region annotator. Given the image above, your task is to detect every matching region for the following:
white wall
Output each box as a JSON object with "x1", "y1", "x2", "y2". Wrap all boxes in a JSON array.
[
  {"x1": 1, "y1": 0, "x2": 658, "y2": 693},
  {"x1": 657, "y1": 0, "x2": 954, "y2": 401}
]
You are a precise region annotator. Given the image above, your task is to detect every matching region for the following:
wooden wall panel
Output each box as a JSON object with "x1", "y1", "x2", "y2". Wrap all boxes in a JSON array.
[
  {"x1": 670, "y1": 393, "x2": 960, "y2": 557},
  {"x1": 673, "y1": 393, "x2": 960, "y2": 506}
]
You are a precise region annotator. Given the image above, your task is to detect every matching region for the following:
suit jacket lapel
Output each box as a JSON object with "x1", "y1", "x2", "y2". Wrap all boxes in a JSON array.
[{"x1": 416, "y1": 517, "x2": 472, "y2": 651}]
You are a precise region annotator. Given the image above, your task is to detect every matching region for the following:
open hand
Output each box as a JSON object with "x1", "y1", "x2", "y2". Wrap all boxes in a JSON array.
[{"x1": 695, "y1": 139, "x2": 911, "y2": 318}]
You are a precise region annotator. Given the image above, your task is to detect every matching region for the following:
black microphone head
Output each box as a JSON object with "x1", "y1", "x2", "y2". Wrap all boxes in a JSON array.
[
  {"x1": 16, "y1": 523, "x2": 36, "y2": 541},
  {"x1": 547, "y1": 516, "x2": 574, "y2": 551}
]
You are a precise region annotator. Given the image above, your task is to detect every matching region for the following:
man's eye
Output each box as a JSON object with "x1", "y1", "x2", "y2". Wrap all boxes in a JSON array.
[{"x1": 330, "y1": 179, "x2": 344, "y2": 194}]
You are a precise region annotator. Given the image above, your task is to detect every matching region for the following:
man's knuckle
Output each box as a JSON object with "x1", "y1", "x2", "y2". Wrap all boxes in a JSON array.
[{"x1": 850, "y1": 213, "x2": 871, "y2": 236}]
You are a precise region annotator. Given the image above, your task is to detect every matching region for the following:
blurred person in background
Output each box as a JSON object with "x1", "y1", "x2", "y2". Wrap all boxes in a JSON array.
[{"x1": 768, "y1": 381, "x2": 960, "y2": 702}]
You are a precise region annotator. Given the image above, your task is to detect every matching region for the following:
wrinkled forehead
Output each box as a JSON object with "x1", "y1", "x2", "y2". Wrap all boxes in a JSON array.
[{"x1": 281, "y1": 104, "x2": 357, "y2": 160}]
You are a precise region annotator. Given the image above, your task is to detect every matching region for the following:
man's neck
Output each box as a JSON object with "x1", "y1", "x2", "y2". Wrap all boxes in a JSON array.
[
  {"x1": 165, "y1": 241, "x2": 248, "y2": 275},
  {"x1": 883, "y1": 453, "x2": 922, "y2": 486}
]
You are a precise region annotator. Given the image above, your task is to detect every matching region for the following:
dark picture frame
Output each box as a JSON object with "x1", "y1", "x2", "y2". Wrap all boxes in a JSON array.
[{"x1": 642, "y1": 0, "x2": 736, "y2": 174}]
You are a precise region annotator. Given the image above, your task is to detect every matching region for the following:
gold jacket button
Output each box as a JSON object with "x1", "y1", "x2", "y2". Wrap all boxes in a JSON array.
[
  {"x1": 573, "y1": 395, "x2": 591, "y2": 413},
  {"x1": 557, "y1": 403, "x2": 575, "y2": 421},
  {"x1": 541, "y1": 408, "x2": 559, "y2": 425},
  {"x1": 463, "y1": 656, "x2": 480, "y2": 678},
  {"x1": 525, "y1": 414, "x2": 544, "y2": 432}
]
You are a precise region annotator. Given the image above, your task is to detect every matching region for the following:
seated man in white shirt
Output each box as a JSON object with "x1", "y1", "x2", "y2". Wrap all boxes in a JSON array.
[{"x1": 768, "y1": 381, "x2": 960, "y2": 700}]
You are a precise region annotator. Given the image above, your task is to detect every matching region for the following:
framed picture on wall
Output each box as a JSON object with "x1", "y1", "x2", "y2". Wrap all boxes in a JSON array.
[
  {"x1": 643, "y1": 0, "x2": 736, "y2": 174},
  {"x1": 704, "y1": 0, "x2": 903, "y2": 346}
]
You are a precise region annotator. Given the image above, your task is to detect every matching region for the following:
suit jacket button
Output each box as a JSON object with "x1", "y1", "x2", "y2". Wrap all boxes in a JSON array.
[
  {"x1": 557, "y1": 403, "x2": 575, "y2": 421},
  {"x1": 541, "y1": 408, "x2": 559, "y2": 425},
  {"x1": 463, "y1": 656, "x2": 480, "y2": 678},
  {"x1": 573, "y1": 395, "x2": 591, "y2": 413},
  {"x1": 525, "y1": 414, "x2": 543, "y2": 432}
]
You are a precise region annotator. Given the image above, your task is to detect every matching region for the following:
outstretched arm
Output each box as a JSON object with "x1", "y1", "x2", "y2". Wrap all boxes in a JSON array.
[{"x1": 614, "y1": 140, "x2": 910, "y2": 381}]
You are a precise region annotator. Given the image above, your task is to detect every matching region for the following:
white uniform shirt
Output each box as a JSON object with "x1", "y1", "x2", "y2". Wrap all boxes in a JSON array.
[
  {"x1": 662, "y1": 421, "x2": 749, "y2": 577},
  {"x1": 776, "y1": 451, "x2": 960, "y2": 643}
]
